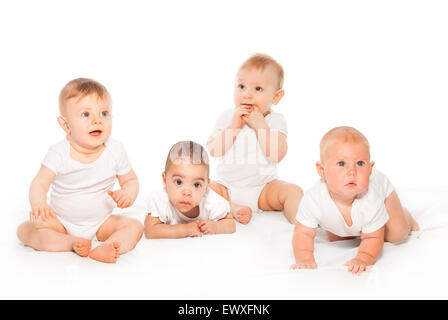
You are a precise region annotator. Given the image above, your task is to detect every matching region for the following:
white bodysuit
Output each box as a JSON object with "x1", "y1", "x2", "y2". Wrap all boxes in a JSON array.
[
  {"x1": 296, "y1": 170, "x2": 394, "y2": 237},
  {"x1": 42, "y1": 137, "x2": 132, "y2": 239},
  {"x1": 146, "y1": 188, "x2": 230, "y2": 224},
  {"x1": 213, "y1": 108, "x2": 288, "y2": 213}
]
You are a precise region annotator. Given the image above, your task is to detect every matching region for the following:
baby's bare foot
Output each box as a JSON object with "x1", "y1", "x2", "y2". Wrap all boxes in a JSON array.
[
  {"x1": 235, "y1": 207, "x2": 252, "y2": 225},
  {"x1": 73, "y1": 239, "x2": 92, "y2": 257},
  {"x1": 89, "y1": 242, "x2": 120, "y2": 263}
]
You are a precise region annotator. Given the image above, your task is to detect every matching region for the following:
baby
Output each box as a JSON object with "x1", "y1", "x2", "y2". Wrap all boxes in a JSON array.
[
  {"x1": 144, "y1": 141, "x2": 235, "y2": 238},
  {"x1": 17, "y1": 78, "x2": 144, "y2": 263},
  {"x1": 291, "y1": 126, "x2": 419, "y2": 274},
  {"x1": 207, "y1": 53, "x2": 303, "y2": 224}
]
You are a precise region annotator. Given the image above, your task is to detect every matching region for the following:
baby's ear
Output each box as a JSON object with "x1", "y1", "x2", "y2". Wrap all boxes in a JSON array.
[
  {"x1": 162, "y1": 172, "x2": 167, "y2": 187},
  {"x1": 272, "y1": 89, "x2": 285, "y2": 105},
  {"x1": 315, "y1": 161, "x2": 325, "y2": 179},
  {"x1": 57, "y1": 116, "x2": 70, "y2": 134}
]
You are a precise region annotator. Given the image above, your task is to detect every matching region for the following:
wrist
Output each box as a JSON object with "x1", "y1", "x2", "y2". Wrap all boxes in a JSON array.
[
  {"x1": 254, "y1": 122, "x2": 270, "y2": 134},
  {"x1": 356, "y1": 252, "x2": 376, "y2": 265},
  {"x1": 31, "y1": 200, "x2": 48, "y2": 208},
  {"x1": 296, "y1": 249, "x2": 315, "y2": 261},
  {"x1": 228, "y1": 123, "x2": 242, "y2": 131}
]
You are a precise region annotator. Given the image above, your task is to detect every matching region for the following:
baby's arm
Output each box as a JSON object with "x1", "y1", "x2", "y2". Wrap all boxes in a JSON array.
[
  {"x1": 29, "y1": 165, "x2": 56, "y2": 222},
  {"x1": 291, "y1": 222, "x2": 317, "y2": 269},
  {"x1": 144, "y1": 214, "x2": 202, "y2": 239},
  {"x1": 243, "y1": 109, "x2": 287, "y2": 163},
  {"x1": 207, "y1": 106, "x2": 252, "y2": 157},
  {"x1": 345, "y1": 227, "x2": 384, "y2": 274},
  {"x1": 108, "y1": 169, "x2": 139, "y2": 208},
  {"x1": 197, "y1": 212, "x2": 236, "y2": 235}
]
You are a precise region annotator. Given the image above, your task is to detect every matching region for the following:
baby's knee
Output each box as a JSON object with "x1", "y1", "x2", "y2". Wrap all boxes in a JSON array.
[
  {"x1": 385, "y1": 228, "x2": 409, "y2": 244},
  {"x1": 287, "y1": 184, "x2": 304, "y2": 199},
  {"x1": 16, "y1": 221, "x2": 36, "y2": 244},
  {"x1": 127, "y1": 218, "x2": 144, "y2": 238},
  {"x1": 209, "y1": 181, "x2": 229, "y2": 200}
]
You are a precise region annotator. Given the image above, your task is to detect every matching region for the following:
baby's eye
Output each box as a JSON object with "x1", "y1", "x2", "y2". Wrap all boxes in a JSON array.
[
  {"x1": 356, "y1": 161, "x2": 365, "y2": 167},
  {"x1": 81, "y1": 112, "x2": 90, "y2": 117},
  {"x1": 101, "y1": 111, "x2": 109, "y2": 117},
  {"x1": 255, "y1": 86, "x2": 263, "y2": 92},
  {"x1": 337, "y1": 161, "x2": 345, "y2": 167},
  {"x1": 193, "y1": 182, "x2": 201, "y2": 188},
  {"x1": 238, "y1": 84, "x2": 245, "y2": 89},
  {"x1": 174, "y1": 179, "x2": 182, "y2": 186}
]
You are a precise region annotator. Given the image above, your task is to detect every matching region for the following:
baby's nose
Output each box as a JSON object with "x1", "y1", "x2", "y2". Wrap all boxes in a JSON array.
[
  {"x1": 182, "y1": 187, "x2": 192, "y2": 196},
  {"x1": 347, "y1": 167, "x2": 357, "y2": 176},
  {"x1": 92, "y1": 115, "x2": 102, "y2": 124}
]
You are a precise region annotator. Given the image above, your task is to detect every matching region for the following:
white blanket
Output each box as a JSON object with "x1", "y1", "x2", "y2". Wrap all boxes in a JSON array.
[{"x1": 2, "y1": 186, "x2": 448, "y2": 299}]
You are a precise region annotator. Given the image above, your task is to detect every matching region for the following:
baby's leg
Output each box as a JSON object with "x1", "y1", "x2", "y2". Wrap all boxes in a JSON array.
[
  {"x1": 209, "y1": 181, "x2": 252, "y2": 224},
  {"x1": 16, "y1": 217, "x2": 91, "y2": 257},
  {"x1": 384, "y1": 191, "x2": 419, "y2": 243},
  {"x1": 258, "y1": 180, "x2": 304, "y2": 224},
  {"x1": 89, "y1": 215, "x2": 143, "y2": 263}
]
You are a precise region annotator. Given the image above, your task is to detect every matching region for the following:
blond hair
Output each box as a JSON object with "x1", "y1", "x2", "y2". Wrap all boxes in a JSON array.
[
  {"x1": 320, "y1": 126, "x2": 370, "y2": 162},
  {"x1": 165, "y1": 141, "x2": 210, "y2": 176},
  {"x1": 59, "y1": 78, "x2": 111, "y2": 115},
  {"x1": 239, "y1": 53, "x2": 284, "y2": 89}
]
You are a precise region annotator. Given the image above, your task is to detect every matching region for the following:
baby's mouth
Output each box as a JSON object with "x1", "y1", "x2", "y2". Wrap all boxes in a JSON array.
[{"x1": 89, "y1": 130, "x2": 102, "y2": 137}]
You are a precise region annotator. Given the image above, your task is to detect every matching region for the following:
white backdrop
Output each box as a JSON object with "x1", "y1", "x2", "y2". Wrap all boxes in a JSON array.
[{"x1": 0, "y1": 0, "x2": 447, "y2": 298}]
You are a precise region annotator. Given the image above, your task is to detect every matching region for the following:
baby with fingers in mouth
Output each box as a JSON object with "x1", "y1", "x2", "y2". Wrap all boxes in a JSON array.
[
  {"x1": 144, "y1": 141, "x2": 235, "y2": 238},
  {"x1": 291, "y1": 126, "x2": 419, "y2": 274},
  {"x1": 206, "y1": 53, "x2": 304, "y2": 225},
  {"x1": 17, "y1": 78, "x2": 143, "y2": 263}
]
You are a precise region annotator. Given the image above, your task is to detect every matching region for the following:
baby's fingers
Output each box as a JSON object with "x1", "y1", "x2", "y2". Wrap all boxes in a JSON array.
[
  {"x1": 29, "y1": 209, "x2": 38, "y2": 222},
  {"x1": 108, "y1": 190, "x2": 121, "y2": 203},
  {"x1": 117, "y1": 195, "x2": 127, "y2": 208},
  {"x1": 41, "y1": 207, "x2": 51, "y2": 221},
  {"x1": 119, "y1": 198, "x2": 131, "y2": 208}
]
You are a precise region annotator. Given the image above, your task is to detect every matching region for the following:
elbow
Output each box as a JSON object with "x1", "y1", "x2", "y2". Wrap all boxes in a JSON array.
[
  {"x1": 267, "y1": 148, "x2": 287, "y2": 163},
  {"x1": 208, "y1": 148, "x2": 219, "y2": 158},
  {"x1": 207, "y1": 144, "x2": 223, "y2": 158}
]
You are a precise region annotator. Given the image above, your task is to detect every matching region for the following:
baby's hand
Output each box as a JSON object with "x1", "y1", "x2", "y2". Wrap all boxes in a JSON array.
[
  {"x1": 290, "y1": 260, "x2": 317, "y2": 270},
  {"x1": 242, "y1": 107, "x2": 266, "y2": 130},
  {"x1": 107, "y1": 189, "x2": 133, "y2": 208},
  {"x1": 231, "y1": 105, "x2": 252, "y2": 129},
  {"x1": 344, "y1": 258, "x2": 371, "y2": 275},
  {"x1": 196, "y1": 220, "x2": 217, "y2": 235},
  {"x1": 29, "y1": 203, "x2": 55, "y2": 222},
  {"x1": 186, "y1": 221, "x2": 202, "y2": 237}
]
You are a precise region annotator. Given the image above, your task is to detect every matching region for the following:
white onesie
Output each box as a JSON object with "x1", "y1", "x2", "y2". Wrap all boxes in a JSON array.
[
  {"x1": 42, "y1": 137, "x2": 132, "y2": 239},
  {"x1": 296, "y1": 170, "x2": 394, "y2": 237},
  {"x1": 146, "y1": 188, "x2": 230, "y2": 224},
  {"x1": 213, "y1": 108, "x2": 288, "y2": 212}
]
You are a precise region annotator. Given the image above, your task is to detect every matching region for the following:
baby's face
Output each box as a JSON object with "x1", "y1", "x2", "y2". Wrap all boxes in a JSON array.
[
  {"x1": 163, "y1": 161, "x2": 210, "y2": 216},
  {"x1": 234, "y1": 66, "x2": 282, "y2": 116},
  {"x1": 63, "y1": 94, "x2": 112, "y2": 150},
  {"x1": 317, "y1": 142, "x2": 374, "y2": 202}
]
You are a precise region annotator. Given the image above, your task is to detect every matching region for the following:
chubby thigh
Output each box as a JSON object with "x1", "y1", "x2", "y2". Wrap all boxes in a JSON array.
[
  {"x1": 17, "y1": 215, "x2": 67, "y2": 246},
  {"x1": 384, "y1": 190, "x2": 411, "y2": 243}
]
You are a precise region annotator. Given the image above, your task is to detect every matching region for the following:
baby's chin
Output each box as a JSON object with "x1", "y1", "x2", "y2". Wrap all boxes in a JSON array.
[{"x1": 330, "y1": 186, "x2": 368, "y2": 201}]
